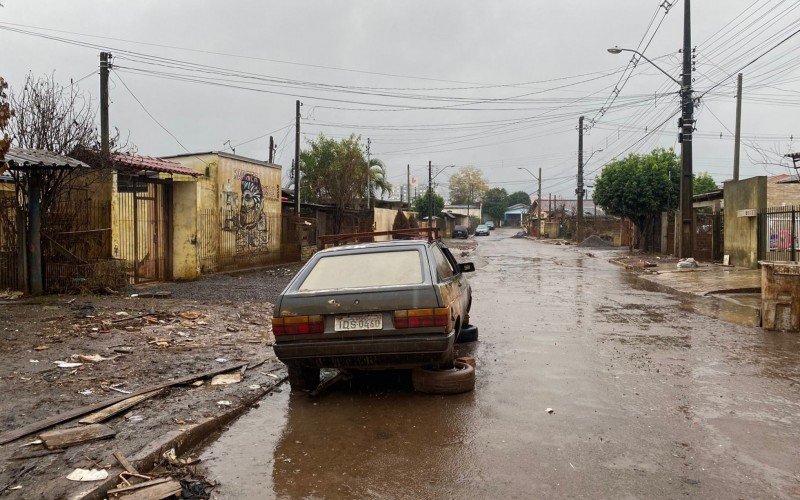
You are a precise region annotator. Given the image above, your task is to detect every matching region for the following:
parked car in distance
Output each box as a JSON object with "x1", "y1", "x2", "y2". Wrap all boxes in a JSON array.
[
  {"x1": 474, "y1": 224, "x2": 490, "y2": 236},
  {"x1": 453, "y1": 225, "x2": 469, "y2": 239},
  {"x1": 272, "y1": 239, "x2": 477, "y2": 391},
  {"x1": 485, "y1": 221, "x2": 495, "y2": 230}
]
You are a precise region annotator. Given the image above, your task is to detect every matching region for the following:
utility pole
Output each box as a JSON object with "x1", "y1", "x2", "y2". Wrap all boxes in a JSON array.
[
  {"x1": 733, "y1": 72, "x2": 743, "y2": 181},
  {"x1": 576, "y1": 115, "x2": 585, "y2": 242},
  {"x1": 366, "y1": 138, "x2": 371, "y2": 209},
  {"x1": 537, "y1": 167, "x2": 542, "y2": 238},
  {"x1": 678, "y1": 0, "x2": 695, "y2": 258},
  {"x1": 407, "y1": 164, "x2": 411, "y2": 211},
  {"x1": 100, "y1": 52, "x2": 111, "y2": 165},
  {"x1": 269, "y1": 136, "x2": 274, "y2": 163},
  {"x1": 294, "y1": 100, "x2": 301, "y2": 215},
  {"x1": 428, "y1": 161, "x2": 433, "y2": 233}
]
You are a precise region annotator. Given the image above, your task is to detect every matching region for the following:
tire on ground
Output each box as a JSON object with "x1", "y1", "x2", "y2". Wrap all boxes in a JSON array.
[
  {"x1": 457, "y1": 324, "x2": 478, "y2": 343},
  {"x1": 412, "y1": 361, "x2": 475, "y2": 394},
  {"x1": 287, "y1": 364, "x2": 320, "y2": 391}
]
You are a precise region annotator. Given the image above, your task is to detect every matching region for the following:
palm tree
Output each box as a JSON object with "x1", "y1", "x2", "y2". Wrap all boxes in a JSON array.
[{"x1": 367, "y1": 158, "x2": 391, "y2": 200}]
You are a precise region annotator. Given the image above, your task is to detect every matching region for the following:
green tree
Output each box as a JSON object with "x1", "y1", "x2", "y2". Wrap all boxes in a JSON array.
[
  {"x1": 300, "y1": 133, "x2": 391, "y2": 232},
  {"x1": 413, "y1": 188, "x2": 445, "y2": 220},
  {"x1": 693, "y1": 172, "x2": 718, "y2": 194},
  {"x1": 448, "y1": 166, "x2": 488, "y2": 205},
  {"x1": 507, "y1": 190, "x2": 531, "y2": 206},
  {"x1": 593, "y1": 148, "x2": 680, "y2": 250},
  {"x1": 482, "y1": 187, "x2": 508, "y2": 222}
]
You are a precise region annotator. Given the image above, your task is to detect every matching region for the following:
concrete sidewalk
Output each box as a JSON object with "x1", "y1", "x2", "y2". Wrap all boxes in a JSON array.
[{"x1": 633, "y1": 264, "x2": 762, "y2": 328}]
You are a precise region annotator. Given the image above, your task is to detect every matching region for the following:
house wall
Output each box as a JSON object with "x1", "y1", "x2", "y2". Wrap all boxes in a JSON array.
[
  {"x1": 172, "y1": 181, "x2": 199, "y2": 280},
  {"x1": 723, "y1": 176, "x2": 767, "y2": 269},
  {"x1": 167, "y1": 154, "x2": 282, "y2": 272},
  {"x1": 373, "y1": 207, "x2": 415, "y2": 241},
  {"x1": 768, "y1": 180, "x2": 800, "y2": 207}
]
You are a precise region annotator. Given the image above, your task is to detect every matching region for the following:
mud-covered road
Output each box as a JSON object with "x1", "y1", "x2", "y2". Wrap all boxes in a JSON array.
[{"x1": 200, "y1": 228, "x2": 800, "y2": 498}]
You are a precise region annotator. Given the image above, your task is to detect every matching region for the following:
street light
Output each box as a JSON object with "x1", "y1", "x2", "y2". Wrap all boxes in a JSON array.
[
  {"x1": 606, "y1": 47, "x2": 682, "y2": 86},
  {"x1": 608, "y1": 38, "x2": 695, "y2": 258},
  {"x1": 517, "y1": 167, "x2": 542, "y2": 236}
]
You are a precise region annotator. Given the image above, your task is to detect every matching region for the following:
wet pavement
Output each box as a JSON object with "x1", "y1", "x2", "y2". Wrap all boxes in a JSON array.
[{"x1": 201, "y1": 229, "x2": 800, "y2": 498}]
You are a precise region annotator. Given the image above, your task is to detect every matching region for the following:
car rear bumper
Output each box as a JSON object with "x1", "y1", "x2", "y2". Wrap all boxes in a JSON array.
[{"x1": 274, "y1": 332, "x2": 455, "y2": 369}]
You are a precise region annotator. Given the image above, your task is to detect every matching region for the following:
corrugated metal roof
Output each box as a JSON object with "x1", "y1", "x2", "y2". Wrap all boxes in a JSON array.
[
  {"x1": 4, "y1": 148, "x2": 88, "y2": 169},
  {"x1": 112, "y1": 153, "x2": 201, "y2": 177}
]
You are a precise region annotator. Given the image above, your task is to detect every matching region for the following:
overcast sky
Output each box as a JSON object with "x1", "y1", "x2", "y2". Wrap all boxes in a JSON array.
[{"x1": 2, "y1": 0, "x2": 799, "y2": 200}]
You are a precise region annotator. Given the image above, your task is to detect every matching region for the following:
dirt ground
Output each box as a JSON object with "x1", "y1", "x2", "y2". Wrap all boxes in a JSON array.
[{"x1": 0, "y1": 265, "x2": 298, "y2": 498}]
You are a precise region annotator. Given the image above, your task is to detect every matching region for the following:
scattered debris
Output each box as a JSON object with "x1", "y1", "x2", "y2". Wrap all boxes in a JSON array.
[
  {"x1": 79, "y1": 389, "x2": 163, "y2": 424},
  {"x1": 19, "y1": 439, "x2": 43, "y2": 448},
  {"x1": 126, "y1": 415, "x2": 145, "y2": 423},
  {"x1": 0, "y1": 362, "x2": 247, "y2": 444},
  {"x1": 677, "y1": 257, "x2": 698, "y2": 269},
  {"x1": 577, "y1": 235, "x2": 614, "y2": 248},
  {"x1": 0, "y1": 290, "x2": 23, "y2": 300},
  {"x1": 248, "y1": 384, "x2": 262, "y2": 390},
  {"x1": 33, "y1": 345, "x2": 49, "y2": 351},
  {"x1": 113, "y1": 346, "x2": 134, "y2": 354},
  {"x1": 214, "y1": 357, "x2": 228, "y2": 363},
  {"x1": 216, "y1": 400, "x2": 233, "y2": 406},
  {"x1": 130, "y1": 291, "x2": 172, "y2": 298},
  {"x1": 191, "y1": 380, "x2": 204, "y2": 387},
  {"x1": 310, "y1": 370, "x2": 353, "y2": 397},
  {"x1": 53, "y1": 361, "x2": 83, "y2": 369},
  {"x1": 210, "y1": 373, "x2": 242, "y2": 385},
  {"x1": 73, "y1": 353, "x2": 118, "y2": 363},
  {"x1": 546, "y1": 408, "x2": 554, "y2": 414},
  {"x1": 635, "y1": 259, "x2": 657, "y2": 268},
  {"x1": 39, "y1": 423, "x2": 116, "y2": 449},
  {"x1": 66, "y1": 468, "x2": 109, "y2": 482},
  {"x1": 107, "y1": 384, "x2": 133, "y2": 394},
  {"x1": 512, "y1": 231, "x2": 527, "y2": 238},
  {"x1": 79, "y1": 389, "x2": 94, "y2": 396},
  {"x1": 113, "y1": 451, "x2": 139, "y2": 474},
  {"x1": 180, "y1": 311, "x2": 203, "y2": 320},
  {"x1": 29, "y1": 359, "x2": 39, "y2": 363}
]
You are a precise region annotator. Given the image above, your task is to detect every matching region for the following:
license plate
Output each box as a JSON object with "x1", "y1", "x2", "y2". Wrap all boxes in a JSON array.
[{"x1": 334, "y1": 314, "x2": 383, "y2": 332}]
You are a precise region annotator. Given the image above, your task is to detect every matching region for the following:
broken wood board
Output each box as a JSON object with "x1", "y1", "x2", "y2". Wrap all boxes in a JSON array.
[
  {"x1": 8, "y1": 448, "x2": 65, "y2": 461},
  {"x1": 113, "y1": 451, "x2": 139, "y2": 474},
  {"x1": 108, "y1": 477, "x2": 182, "y2": 499},
  {"x1": 210, "y1": 373, "x2": 241, "y2": 385},
  {"x1": 0, "y1": 362, "x2": 247, "y2": 444},
  {"x1": 39, "y1": 423, "x2": 116, "y2": 450},
  {"x1": 79, "y1": 389, "x2": 164, "y2": 425}
]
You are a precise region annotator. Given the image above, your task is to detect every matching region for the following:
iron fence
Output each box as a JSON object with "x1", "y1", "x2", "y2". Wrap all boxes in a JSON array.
[
  {"x1": 198, "y1": 209, "x2": 290, "y2": 273},
  {"x1": 760, "y1": 205, "x2": 799, "y2": 262},
  {"x1": 0, "y1": 196, "x2": 20, "y2": 290}
]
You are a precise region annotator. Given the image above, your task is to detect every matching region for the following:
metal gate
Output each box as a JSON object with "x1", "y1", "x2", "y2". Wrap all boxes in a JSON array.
[{"x1": 117, "y1": 176, "x2": 172, "y2": 283}]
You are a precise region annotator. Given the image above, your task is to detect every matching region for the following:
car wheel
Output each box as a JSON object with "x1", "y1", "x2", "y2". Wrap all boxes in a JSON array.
[
  {"x1": 457, "y1": 324, "x2": 478, "y2": 343},
  {"x1": 287, "y1": 364, "x2": 320, "y2": 391},
  {"x1": 412, "y1": 361, "x2": 475, "y2": 395}
]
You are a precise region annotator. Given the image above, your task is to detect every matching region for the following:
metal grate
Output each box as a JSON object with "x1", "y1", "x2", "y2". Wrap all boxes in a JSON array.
[{"x1": 761, "y1": 205, "x2": 799, "y2": 262}]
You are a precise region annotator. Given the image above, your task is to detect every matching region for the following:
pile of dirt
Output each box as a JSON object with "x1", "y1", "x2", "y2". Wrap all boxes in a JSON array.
[{"x1": 577, "y1": 235, "x2": 614, "y2": 248}]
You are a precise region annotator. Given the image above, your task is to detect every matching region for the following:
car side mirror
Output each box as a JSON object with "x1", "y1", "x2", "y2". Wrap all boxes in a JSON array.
[{"x1": 459, "y1": 262, "x2": 475, "y2": 273}]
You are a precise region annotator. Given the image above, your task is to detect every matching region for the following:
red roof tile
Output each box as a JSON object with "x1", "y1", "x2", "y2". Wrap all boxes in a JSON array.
[{"x1": 111, "y1": 153, "x2": 201, "y2": 177}]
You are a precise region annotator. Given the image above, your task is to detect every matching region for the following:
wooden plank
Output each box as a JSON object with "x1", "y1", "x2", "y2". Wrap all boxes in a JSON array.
[
  {"x1": 79, "y1": 389, "x2": 164, "y2": 425},
  {"x1": 0, "y1": 362, "x2": 247, "y2": 444},
  {"x1": 116, "y1": 480, "x2": 182, "y2": 500},
  {"x1": 107, "y1": 477, "x2": 174, "y2": 495},
  {"x1": 39, "y1": 423, "x2": 116, "y2": 450},
  {"x1": 113, "y1": 451, "x2": 138, "y2": 474},
  {"x1": 8, "y1": 448, "x2": 65, "y2": 460}
]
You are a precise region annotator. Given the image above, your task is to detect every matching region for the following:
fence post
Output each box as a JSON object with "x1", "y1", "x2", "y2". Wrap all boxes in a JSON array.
[{"x1": 792, "y1": 206, "x2": 797, "y2": 262}]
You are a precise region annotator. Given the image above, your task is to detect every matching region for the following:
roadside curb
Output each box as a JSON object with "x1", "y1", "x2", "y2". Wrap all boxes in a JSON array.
[{"x1": 78, "y1": 376, "x2": 288, "y2": 500}]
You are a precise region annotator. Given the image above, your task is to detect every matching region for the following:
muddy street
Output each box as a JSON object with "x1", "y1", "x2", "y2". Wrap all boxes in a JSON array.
[{"x1": 201, "y1": 228, "x2": 800, "y2": 498}]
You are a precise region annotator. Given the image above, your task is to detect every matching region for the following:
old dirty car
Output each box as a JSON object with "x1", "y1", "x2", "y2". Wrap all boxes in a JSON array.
[{"x1": 272, "y1": 240, "x2": 475, "y2": 390}]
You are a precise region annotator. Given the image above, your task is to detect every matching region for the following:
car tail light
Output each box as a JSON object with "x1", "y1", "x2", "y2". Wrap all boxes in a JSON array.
[
  {"x1": 272, "y1": 315, "x2": 325, "y2": 336},
  {"x1": 393, "y1": 308, "x2": 449, "y2": 329}
]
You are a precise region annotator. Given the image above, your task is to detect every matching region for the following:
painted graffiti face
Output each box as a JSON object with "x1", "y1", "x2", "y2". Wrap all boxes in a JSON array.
[{"x1": 239, "y1": 173, "x2": 264, "y2": 228}]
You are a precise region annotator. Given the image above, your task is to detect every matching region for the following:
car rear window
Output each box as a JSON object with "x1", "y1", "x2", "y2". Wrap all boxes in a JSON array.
[{"x1": 298, "y1": 250, "x2": 424, "y2": 291}]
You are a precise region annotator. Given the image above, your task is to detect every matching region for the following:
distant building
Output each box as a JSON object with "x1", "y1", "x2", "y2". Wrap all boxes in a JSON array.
[{"x1": 504, "y1": 203, "x2": 530, "y2": 227}]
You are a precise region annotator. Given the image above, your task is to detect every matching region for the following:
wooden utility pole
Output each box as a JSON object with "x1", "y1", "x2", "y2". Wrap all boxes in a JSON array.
[
  {"x1": 733, "y1": 73, "x2": 743, "y2": 181},
  {"x1": 366, "y1": 138, "x2": 371, "y2": 209},
  {"x1": 537, "y1": 167, "x2": 542, "y2": 237},
  {"x1": 294, "y1": 100, "x2": 301, "y2": 215},
  {"x1": 268, "y1": 136, "x2": 274, "y2": 163},
  {"x1": 576, "y1": 115, "x2": 585, "y2": 242},
  {"x1": 100, "y1": 52, "x2": 111, "y2": 165},
  {"x1": 428, "y1": 161, "x2": 433, "y2": 231},
  {"x1": 407, "y1": 164, "x2": 411, "y2": 211}
]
